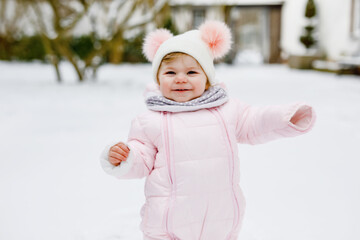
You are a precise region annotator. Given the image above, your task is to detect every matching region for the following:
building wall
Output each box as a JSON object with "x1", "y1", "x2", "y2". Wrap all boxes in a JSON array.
[
  {"x1": 281, "y1": 0, "x2": 359, "y2": 60},
  {"x1": 317, "y1": 0, "x2": 359, "y2": 59},
  {"x1": 171, "y1": 5, "x2": 283, "y2": 63},
  {"x1": 171, "y1": 6, "x2": 193, "y2": 32},
  {"x1": 206, "y1": 6, "x2": 224, "y2": 21}
]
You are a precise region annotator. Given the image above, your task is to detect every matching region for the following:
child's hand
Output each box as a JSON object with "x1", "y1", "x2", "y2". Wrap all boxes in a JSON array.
[{"x1": 109, "y1": 142, "x2": 130, "y2": 166}]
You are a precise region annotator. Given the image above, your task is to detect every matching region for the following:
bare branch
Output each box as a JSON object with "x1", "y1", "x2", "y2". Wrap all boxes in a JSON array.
[
  {"x1": 106, "y1": 0, "x2": 132, "y2": 37},
  {"x1": 124, "y1": 0, "x2": 168, "y2": 31},
  {"x1": 7, "y1": 0, "x2": 170, "y2": 82},
  {"x1": 0, "y1": 0, "x2": 29, "y2": 37}
]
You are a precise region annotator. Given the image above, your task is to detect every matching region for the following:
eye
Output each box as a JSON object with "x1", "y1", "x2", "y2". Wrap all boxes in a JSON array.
[
  {"x1": 165, "y1": 71, "x2": 176, "y2": 75},
  {"x1": 188, "y1": 71, "x2": 197, "y2": 75}
]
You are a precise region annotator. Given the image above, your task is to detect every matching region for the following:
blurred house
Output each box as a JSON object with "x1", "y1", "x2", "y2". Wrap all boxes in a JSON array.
[
  {"x1": 170, "y1": 0, "x2": 284, "y2": 64},
  {"x1": 169, "y1": 0, "x2": 360, "y2": 64}
]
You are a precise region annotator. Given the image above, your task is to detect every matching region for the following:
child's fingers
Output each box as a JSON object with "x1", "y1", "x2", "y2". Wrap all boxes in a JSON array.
[
  {"x1": 111, "y1": 146, "x2": 130, "y2": 157},
  {"x1": 116, "y1": 143, "x2": 130, "y2": 153},
  {"x1": 109, "y1": 151, "x2": 128, "y2": 161},
  {"x1": 108, "y1": 143, "x2": 130, "y2": 167},
  {"x1": 109, "y1": 142, "x2": 130, "y2": 166},
  {"x1": 109, "y1": 157, "x2": 121, "y2": 166}
]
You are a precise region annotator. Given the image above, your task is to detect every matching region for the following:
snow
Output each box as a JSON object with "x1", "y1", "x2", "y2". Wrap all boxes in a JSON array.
[
  {"x1": 234, "y1": 50, "x2": 264, "y2": 65},
  {"x1": 0, "y1": 61, "x2": 359, "y2": 240}
]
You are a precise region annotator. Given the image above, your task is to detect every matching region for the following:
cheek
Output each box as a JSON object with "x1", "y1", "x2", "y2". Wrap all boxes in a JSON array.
[
  {"x1": 195, "y1": 77, "x2": 207, "y2": 93},
  {"x1": 159, "y1": 80, "x2": 172, "y2": 96}
]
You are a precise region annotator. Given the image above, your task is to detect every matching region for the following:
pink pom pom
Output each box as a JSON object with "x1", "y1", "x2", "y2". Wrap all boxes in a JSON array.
[
  {"x1": 199, "y1": 20, "x2": 232, "y2": 59},
  {"x1": 143, "y1": 29, "x2": 173, "y2": 62}
]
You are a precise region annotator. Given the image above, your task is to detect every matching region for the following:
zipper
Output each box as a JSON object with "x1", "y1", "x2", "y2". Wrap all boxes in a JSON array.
[
  {"x1": 162, "y1": 112, "x2": 173, "y2": 184},
  {"x1": 210, "y1": 108, "x2": 240, "y2": 238},
  {"x1": 162, "y1": 112, "x2": 176, "y2": 239}
]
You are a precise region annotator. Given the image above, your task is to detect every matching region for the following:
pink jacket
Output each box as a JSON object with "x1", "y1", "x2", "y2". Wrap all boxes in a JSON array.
[{"x1": 101, "y1": 98, "x2": 315, "y2": 240}]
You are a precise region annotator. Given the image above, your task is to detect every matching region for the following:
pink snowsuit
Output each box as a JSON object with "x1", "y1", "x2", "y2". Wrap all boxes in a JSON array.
[{"x1": 101, "y1": 97, "x2": 315, "y2": 240}]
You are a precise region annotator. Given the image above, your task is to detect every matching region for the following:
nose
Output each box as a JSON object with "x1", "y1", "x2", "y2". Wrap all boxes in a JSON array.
[{"x1": 175, "y1": 73, "x2": 188, "y2": 83}]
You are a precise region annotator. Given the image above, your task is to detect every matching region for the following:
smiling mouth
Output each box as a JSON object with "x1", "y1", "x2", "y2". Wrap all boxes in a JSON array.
[{"x1": 173, "y1": 89, "x2": 191, "y2": 91}]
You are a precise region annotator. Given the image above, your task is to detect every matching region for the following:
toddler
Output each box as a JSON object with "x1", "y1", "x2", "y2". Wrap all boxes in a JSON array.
[{"x1": 100, "y1": 20, "x2": 316, "y2": 240}]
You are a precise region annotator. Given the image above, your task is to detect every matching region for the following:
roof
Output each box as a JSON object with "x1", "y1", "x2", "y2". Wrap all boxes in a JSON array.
[{"x1": 170, "y1": 0, "x2": 285, "y2": 6}]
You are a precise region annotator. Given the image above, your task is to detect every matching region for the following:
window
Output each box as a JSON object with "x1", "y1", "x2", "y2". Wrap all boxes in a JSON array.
[
  {"x1": 351, "y1": 0, "x2": 360, "y2": 38},
  {"x1": 193, "y1": 8, "x2": 205, "y2": 28}
]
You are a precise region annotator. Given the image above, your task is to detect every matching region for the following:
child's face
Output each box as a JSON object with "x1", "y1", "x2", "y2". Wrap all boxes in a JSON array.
[{"x1": 157, "y1": 54, "x2": 208, "y2": 102}]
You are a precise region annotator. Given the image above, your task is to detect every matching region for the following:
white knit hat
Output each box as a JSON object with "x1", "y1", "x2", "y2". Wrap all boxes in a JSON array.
[{"x1": 142, "y1": 20, "x2": 232, "y2": 86}]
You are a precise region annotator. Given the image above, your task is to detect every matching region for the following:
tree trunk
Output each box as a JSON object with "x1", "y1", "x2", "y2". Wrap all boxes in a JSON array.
[
  {"x1": 40, "y1": 35, "x2": 63, "y2": 82},
  {"x1": 55, "y1": 38, "x2": 85, "y2": 82},
  {"x1": 53, "y1": 58, "x2": 61, "y2": 83},
  {"x1": 108, "y1": 37, "x2": 124, "y2": 64}
]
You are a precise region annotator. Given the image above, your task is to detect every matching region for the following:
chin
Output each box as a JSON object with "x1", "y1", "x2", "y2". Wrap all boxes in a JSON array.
[
  {"x1": 174, "y1": 99, "x2": 189, "y2": 103},
  {"x1": 166, "y1": 93, "x2": 201, "y2": 102}
]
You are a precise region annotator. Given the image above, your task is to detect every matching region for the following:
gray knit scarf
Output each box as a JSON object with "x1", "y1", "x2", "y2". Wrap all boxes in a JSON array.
[{"x1": 145, "y1": 85, "x2": 228, "y2": 112}]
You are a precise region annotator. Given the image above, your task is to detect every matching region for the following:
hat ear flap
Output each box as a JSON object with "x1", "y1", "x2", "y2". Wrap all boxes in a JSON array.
[
  {"x1": 143, "y1": 29, "x2": 173, "y2": 62},
  {"x1": 199, "y1": 20, "x2": 232, "y2": 60}
]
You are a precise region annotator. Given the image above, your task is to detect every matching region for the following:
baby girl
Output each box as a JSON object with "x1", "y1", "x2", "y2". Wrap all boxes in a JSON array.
[{"x1": 100, "y1": 20, "x2": 316, "y2": 240}]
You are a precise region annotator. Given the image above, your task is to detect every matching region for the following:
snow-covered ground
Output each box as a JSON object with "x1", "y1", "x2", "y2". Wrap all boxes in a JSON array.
[{"x1": 0, "y1": 61, "x2": 359, "y2": 240}]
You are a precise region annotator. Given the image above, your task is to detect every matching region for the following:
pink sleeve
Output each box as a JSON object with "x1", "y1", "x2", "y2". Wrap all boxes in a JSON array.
[
  {"x1": 235, "y1": 101, "x2": 316, "y2": 145},
  {"x1": 124, "y1": 117, "x2": 157, "y2": 178},
  {"x1": 100, "y1": 117, "x2": 157, "y2": 179}
]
